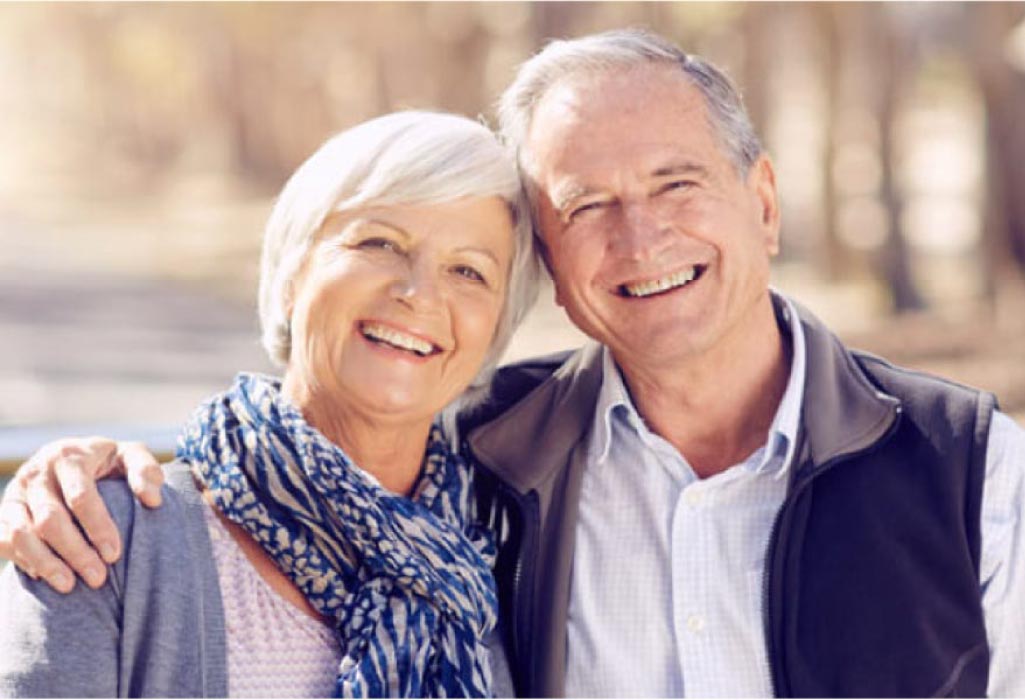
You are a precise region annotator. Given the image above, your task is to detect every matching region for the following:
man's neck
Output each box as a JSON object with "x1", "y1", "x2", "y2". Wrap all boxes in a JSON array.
[{"x1": 617, "y1": 298, "x2": 791, "y2": 479}]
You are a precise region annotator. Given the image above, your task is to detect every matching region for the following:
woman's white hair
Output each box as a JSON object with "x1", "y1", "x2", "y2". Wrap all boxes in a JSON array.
[{"x1": 258, "y1": 110, "x2": 540, "y2": 428}]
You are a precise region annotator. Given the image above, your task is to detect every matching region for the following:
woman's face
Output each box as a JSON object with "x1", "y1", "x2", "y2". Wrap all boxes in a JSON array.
[{"x1": 287, "y1": 196, "x2": 514, "y2": 425}]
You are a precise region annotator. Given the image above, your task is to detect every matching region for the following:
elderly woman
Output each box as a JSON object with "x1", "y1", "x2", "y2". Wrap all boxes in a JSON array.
[{"x1": 0, "y1": 110, "x2": 539, "y2": 698}]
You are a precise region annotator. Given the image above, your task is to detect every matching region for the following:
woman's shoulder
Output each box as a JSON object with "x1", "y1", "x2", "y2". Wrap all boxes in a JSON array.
[
  {"x1": 0, "y1": 462, "x2": 227, "y2": 697},
  {"x1": 94, "y1": 461, "x2": 210, "y2": 570}
]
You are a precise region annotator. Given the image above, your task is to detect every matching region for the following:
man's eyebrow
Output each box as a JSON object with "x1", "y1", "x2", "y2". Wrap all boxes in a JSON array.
[
  {"x1": 652, "y1": 162, "x2": 710, "y2": 179},
  {"x1": 550, "y1": 163, "x2": 711, "y2": 210},
  {"x1": 550, "y1": 183, "x2": 604, "y2": 212}
]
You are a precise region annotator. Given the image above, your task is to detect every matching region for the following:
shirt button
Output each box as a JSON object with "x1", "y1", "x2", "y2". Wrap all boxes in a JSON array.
[
  {"x1": 687, "y1": 614, "x2": 706, "y2": 633},
  {"x1": 683, "y1": 489, "x2": 703, "y2": 507}
]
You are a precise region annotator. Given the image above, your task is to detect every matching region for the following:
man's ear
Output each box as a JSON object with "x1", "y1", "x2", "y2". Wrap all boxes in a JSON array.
[
  {"x1": 749, "y1": 155, "x2": 781, "y2": 256},
  {"x1": 534, "y1": 236, "x2": 566, "y2": 308},
  {"x1": 553, "y1": 281, "x2": 566, "y2": 309}
]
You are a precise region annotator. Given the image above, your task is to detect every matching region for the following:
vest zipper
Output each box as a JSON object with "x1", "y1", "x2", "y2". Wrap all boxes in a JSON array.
[{"x1": 498, "y1": 483, "x2": 541, "y2": 696}]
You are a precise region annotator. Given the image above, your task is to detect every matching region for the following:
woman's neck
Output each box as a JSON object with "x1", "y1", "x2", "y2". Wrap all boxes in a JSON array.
[{"x1": 281, "y1": 374, "x2": 431, "y2": 496}]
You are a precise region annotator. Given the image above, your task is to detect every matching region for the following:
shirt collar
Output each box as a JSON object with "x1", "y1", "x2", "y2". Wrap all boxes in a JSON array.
[
  {"x1": 591, "y1": 346, "x2": 637, "y2": 464},
  {"x1": 757, "y1": 293, "x2": 806, "y2": 478},
  {"x1": 589, "y1": 292, "x2": 807, "y2": 477}
]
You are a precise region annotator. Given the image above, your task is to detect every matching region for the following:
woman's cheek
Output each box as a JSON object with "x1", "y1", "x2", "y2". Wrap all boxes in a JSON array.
[
  {"x1": 457, "y1": 292, "x2": 504, "y2": 361},
  {"x1": 291, "y1": 294, "x2": 345, "y2": 389}
]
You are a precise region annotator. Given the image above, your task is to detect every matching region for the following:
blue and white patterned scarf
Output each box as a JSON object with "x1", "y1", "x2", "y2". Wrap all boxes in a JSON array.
[{"x1": 176, "y1": 373, "x2": 498, "y2": 697}]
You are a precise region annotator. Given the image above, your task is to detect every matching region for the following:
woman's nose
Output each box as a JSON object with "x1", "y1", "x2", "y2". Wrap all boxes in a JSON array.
[{"x1": 390, "y1": 260, "x2": 442, "y2": 310}]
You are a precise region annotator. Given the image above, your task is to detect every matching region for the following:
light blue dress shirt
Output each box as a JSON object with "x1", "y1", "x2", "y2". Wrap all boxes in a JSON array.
[{"x1": 564, "y1": 296, "x2": 1025, "y2": 697}]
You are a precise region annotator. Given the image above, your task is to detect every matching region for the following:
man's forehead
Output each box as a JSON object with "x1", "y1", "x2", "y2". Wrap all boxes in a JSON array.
[
  {"x1": 530, "y1": 63, "x2": 700, "y2": 124},
  {"x1": 526, "y1": 67, "x2": 708, "y2": 157},
  {"x1": 527, "y1": 80, "x2": 715, "y2": 183}
]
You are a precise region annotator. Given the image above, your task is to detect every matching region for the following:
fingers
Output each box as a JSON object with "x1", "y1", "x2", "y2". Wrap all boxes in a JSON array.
[
  {"x1": 2, "y1": 437, "x2": 123, "y2": 591},
  {"x1": 0, "y1": 497, "x2": 77, "y2": 593},
  {"x1": 24, "y1": 467, "x2": 108, "y2": 590},
  {"x1": 54, "y1": 450, "x2": 122, "y2": 566},
  {"x1": 119, "y1": 442, "x2": 164, "y2": 508},
  {"x1": 0, "y1": 435, "x2": 162, "y2": 595}
]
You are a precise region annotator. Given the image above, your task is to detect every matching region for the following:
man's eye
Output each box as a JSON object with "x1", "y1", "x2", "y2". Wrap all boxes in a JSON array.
[
  {"x1": 568, "y1": 201, "x2": 607, "y2": 220},
  {"x1": 452, "y1": 265, "x2": 486, "y2": 283},
  {"x1": 660, "y1": 180, "x2": 695, "y2": 194}
]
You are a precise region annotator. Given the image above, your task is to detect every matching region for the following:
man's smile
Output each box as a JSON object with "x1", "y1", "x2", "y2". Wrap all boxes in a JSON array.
[{"x1": 618, "y1": 264, "x2": 707, "y2": 298}]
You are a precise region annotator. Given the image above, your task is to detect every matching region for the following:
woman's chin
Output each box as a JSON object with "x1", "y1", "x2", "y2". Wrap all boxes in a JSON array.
[{"x1": 336, "y1": 379, "x2": 455, "y2": 423}]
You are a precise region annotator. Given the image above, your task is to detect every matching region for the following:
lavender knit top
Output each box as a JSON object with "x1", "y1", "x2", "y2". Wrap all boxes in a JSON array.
[{"x1": 202, "y1": 503, "x2": 343, "y2": 697}]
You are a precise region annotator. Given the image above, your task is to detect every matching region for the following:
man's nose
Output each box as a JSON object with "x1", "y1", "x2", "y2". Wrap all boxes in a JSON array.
[{"x1": 613, "y1": 203, "x2": 673, "y2": 260}]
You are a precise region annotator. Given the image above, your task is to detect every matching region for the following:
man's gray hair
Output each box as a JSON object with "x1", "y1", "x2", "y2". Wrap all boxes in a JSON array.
[
  {"x1": 259, "y1": 110, "x2": 540, "y2": 404},
  {"x1": 497, "y1": 28, "x2": 763, "y2": 177}
]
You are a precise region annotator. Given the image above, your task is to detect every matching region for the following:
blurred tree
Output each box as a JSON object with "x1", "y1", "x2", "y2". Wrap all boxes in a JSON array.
[
  {"x1": 971, "y1": 4, "x2": 1025, "y2": 292},
  {"x1": 875, "y1": 3, "x2": 926, "y2": 312}
]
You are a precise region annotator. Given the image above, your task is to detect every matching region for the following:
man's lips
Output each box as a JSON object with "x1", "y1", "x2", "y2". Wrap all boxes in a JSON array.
[{"x1": 617, "y1": 264, "x2": 707, "y2": 298}]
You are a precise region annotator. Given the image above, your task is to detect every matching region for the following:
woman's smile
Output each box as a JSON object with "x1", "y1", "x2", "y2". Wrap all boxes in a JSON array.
[{"x1": 357, "y1": 320, "x2": 443, "y2": 360}]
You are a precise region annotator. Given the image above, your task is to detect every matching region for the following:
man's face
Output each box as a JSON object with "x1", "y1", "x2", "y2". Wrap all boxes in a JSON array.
[{"x1": 524, "y1": 64, "x2": 781, "y2": 370}]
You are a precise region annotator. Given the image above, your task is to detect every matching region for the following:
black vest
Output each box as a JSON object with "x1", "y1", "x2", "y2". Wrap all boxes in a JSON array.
[
  {"x1": 768, "y1": 354, "x2": 994, "y2": 697},
  {"x1": 464, "y1": 297, "x2": 997, "y2": 697}
]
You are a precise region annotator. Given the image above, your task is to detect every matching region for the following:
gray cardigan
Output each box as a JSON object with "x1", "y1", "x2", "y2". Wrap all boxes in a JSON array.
[
  {"x1": 0, "y1": 464, "x2": 228, "y2": 697},
  {"x1": 0, "y1": 463, "x2": 514, "y2": 698}
]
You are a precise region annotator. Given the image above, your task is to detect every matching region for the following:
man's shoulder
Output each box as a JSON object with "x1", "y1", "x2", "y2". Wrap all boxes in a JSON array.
[
  {"x1": 458, "y1": 348, "x2": 579, "y2": 435},
  {"x1": 495, "y1": 349, "x2": 578, "y2": 384},
  {"x1": 846, "y1": 348, "x2": 999, "y2": 440},
  {"x1": 851, "y1": 348, "x2": 993, "y2": 405}
]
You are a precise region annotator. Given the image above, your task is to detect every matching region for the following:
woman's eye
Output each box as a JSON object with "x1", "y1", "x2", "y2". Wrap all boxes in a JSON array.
[
  {"x1": 452, "y1": 265, "x2": 486, "y2": 284},
  {"x1": 357, "y1": 237, "x2": 399, "y2": 252}
]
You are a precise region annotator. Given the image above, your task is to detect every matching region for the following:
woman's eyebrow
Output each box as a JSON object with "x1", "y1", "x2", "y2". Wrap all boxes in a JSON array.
[
  {"x1": 361, "y1": 217, "x2": 412, "y2": 239},
  {"x1": 320, "y1": 214, "x2": 410, "y2": 241},
  {"x1": 453, "y1": 246, "x2": 502, "y2": 266}
]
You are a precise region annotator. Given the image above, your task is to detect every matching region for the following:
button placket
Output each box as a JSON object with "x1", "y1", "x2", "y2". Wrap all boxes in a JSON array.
[{"x1": 671, "y1": 482, "x2": 713, "y2": 690}]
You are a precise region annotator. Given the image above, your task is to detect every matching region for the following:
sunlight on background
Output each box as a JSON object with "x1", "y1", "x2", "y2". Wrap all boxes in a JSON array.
[{"x1": 1, "y1": 2, "x2": 1024, "y2": 467}]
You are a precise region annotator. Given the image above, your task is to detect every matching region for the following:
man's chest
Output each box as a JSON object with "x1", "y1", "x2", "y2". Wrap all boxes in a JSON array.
[{"x1": 564, "y1": 442, "x2": 787, "y2": 697}]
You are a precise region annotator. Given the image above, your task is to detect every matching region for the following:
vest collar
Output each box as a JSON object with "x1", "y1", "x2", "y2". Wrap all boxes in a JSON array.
[
  {"x1": 781, "y1": 293, "x2": 902, "y2": 471},
  {"x1": 467, "y1": 342, "x2": 604, "y2": 494},
  {"x1": 468, "y1": 293, "x2": 902, "y2": 493}
]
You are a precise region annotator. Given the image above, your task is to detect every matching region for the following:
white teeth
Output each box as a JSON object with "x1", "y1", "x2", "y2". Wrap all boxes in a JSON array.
[
  {"x1": 623, "y1": 267, "x2": 698, "y2": 298},
  {"x1": 361, "y1": 323, "x2": 435, "y2": 356}
]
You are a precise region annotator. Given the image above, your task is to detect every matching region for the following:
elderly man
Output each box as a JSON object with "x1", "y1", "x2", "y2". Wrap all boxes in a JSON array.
[{"x1": 3, "y1": 29, "x2": 1024, "y2": 697}]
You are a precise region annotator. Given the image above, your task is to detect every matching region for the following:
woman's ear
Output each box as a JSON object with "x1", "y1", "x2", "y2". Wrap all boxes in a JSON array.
[{"x1": 283, "y1": 278, "x2": 298, "y2": 325}]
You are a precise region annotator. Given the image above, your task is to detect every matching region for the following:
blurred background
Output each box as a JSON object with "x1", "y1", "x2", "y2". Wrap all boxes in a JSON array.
[{"x1": 2, "y1": 1, "x2": 1025, "y2": 480}]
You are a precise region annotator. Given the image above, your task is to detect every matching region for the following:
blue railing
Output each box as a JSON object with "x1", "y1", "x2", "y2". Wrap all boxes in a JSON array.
[
  {"x1": 1, "y1": 424, "x2": 180, "y2": 475},
  {"x1": 0, "y1": 425, "x2": 179, "y2": 571}
]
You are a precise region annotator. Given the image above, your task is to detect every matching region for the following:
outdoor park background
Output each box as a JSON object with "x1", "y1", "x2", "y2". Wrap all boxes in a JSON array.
[{"x1": 2, "y1": 2, "x2": 1025, "y2": 486}]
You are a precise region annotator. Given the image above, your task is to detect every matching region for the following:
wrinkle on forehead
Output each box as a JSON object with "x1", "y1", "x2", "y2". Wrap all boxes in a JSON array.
[
  {"x1": 529, "y1": 64, "x2": 707, "y2": 136},
  {"x1": 525, "y1": 64, "x2": 717, "y2": 181}
]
